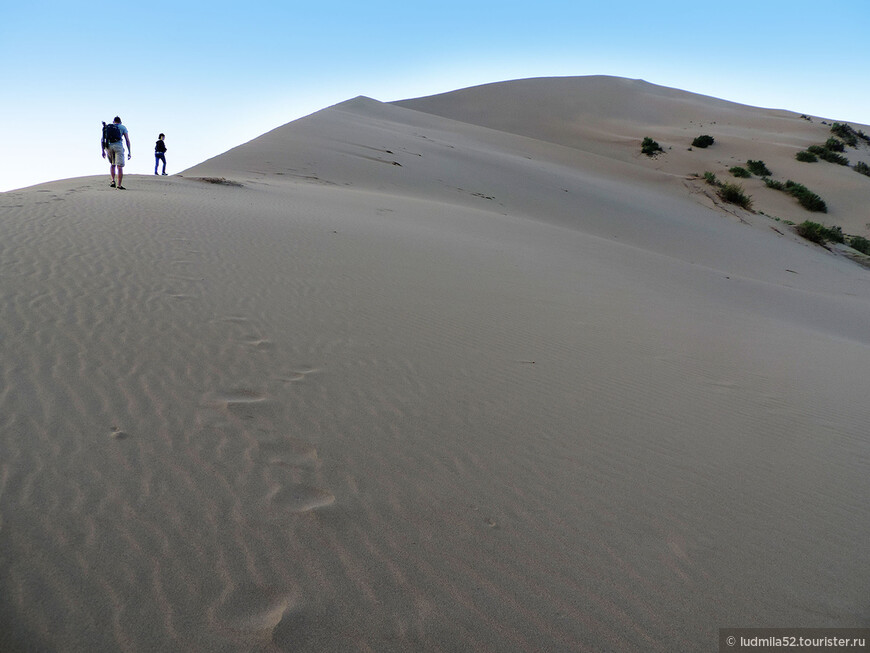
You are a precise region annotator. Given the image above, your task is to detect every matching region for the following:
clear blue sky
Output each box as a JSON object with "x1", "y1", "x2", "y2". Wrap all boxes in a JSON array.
[{"x1": 2, "y1": 0, "x2": 868, "y2": 191}]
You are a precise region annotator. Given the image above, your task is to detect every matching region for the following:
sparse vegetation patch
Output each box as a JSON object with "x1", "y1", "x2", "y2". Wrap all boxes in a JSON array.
[
  {"x1": 692, "y1": 135, "x2": 715, "y2": 148},
  {"x1": 824, "y1": 137, "x2": 845, "y2": 153},
  {"x1": 765, "y1": 178, "x2": 827, "y2": 212},
  {"x1": 718, "y1": 182, "x2": 753, "y2": 209},
  {"x1": 796, "y1": 220, "x2": 843, "y2": 244},
  {"x1": 730, "y1": 166, "x2": 751, "y2": 178},
  {"x1": 193, "y1": 176, "x2": 244, "y2": 187},
  {"x1": 746, "y1": 160, "x2": 772, "y2": 176},
  {"x1": 831, "y1": 123, "x2": 859, "y2": 147},
  {"x1": 784, "y1": 181, "x2": 828, "y2": 212},
  {"x1": 703, "y1": 171, "x2": 718, "y2": 185},
  {"x1": 795, "y1": 150, "x2": 818, "y2": 163},
  {"x1": 807, "y1": 145, "x2": 849, "y2": 166},
  {"x1": 854, "y1": 161, "x2": 870, "y2": 177},
  {"x1": 850, "y1": 236, "x2": 870, "y2": 255},
  {"x1": 642, "y1": 137, "x2": 664, "y2": 157}
]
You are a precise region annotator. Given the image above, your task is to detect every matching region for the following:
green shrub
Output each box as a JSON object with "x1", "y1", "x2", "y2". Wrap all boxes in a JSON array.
[
  {"x1": 854, "y1": 161, "x2": 870, "y2": 177},
  {"x1": 703, "y1": 171, "x2": 718, "y2": 185},
  {"x1": 746, "y1": 160, "x2": 772, "y2": 176},
  {"x1": 824, "y1": 137, "x2": 845, "y2": 152},
  {"x1": 642, "y1": 137, "x2": 664, "y2": 156},
  {"x1": 821, "y1": 150, "x2": 850, "y2": 165},
  {"x1": 692, "y1": 135, "x2": 715, "y2": 148},
  {"x1": 808, "y1": 144, "x2": 849, "y2": 165},
  {"x1": 730, "y1": 166, "x2": 751, "y2": 178},
  {"x1": 831, "y1": 123, "x2": 858, "y2": 147},
  {"x1": 850, "y1": 236, "x2": 870, "y2": 255},
  {"x1": 796, "y1": 150, "x2": 818, "y2": 163},
  {"x1": 766, "y1": 178, "x2": 827, "y2": 212},
  {"x1": 718, "y1": 182, "x2": 752, "y2": 209},
  {"x1": 796, "y1": 221, "x2": 843, "y2": 244},
  {"x1": 785, "y1": 181, "x2": 827, "y2": 212},
  {"x1": 826, "y1": 225, "x2": 844, "y2": 243}
]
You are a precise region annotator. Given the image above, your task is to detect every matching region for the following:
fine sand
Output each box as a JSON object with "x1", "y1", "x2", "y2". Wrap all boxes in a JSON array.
[{"x1": 1, "y1": 76, "x2": 869, "y2": 651}]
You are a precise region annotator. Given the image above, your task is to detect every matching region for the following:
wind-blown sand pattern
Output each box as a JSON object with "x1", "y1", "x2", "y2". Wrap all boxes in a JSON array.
[{"x1": 1, "y1": 76, "x2": 869, "y2": 651}]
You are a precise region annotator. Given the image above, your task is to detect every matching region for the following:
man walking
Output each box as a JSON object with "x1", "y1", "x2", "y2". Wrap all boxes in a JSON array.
[{"x1": 101, "y1": 116, "x2": 132, "y2": 189}]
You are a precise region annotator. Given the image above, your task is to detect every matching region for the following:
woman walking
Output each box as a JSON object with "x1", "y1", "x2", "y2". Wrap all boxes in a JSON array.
[{"x1": 154, "y1": 134, "x2": 167, "y2": 175}]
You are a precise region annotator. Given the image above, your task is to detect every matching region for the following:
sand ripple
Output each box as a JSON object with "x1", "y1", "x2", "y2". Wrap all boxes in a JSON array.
[{"x1": 3, "y1": 83, "x2": 870, "y2": 650}]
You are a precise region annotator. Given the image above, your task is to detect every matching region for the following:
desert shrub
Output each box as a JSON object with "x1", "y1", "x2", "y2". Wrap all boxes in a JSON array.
[
  {"x1": 824, "y1": 137, "x2": 845, "y2": 152},
  {"x1": 730, "y1": 166, "x2": 751, "y2": 178},
  {"x1": 785, "y1": 181, "x2": 827, "y2": 212},
  {"x1": 826, "y1": 225, "x2": 844, "y2": 242},
  {"x1": 718, "y1": 182, "x2": 752, "y2": 209},
  {"x1": 642, "y1": 137, "x2": 664, "y2": 156},
  {"x1": 766, "y1": 178, "x2": 827, "y2": 212},
  {"x1": 796, "y1": 150, "x2": 818, "y2": 163},
  {"x1": 703, "y1": 171, "x2": 719, "y2": 185},
  {"x1": 850, "y1": 236, "x2": 870, "y2": 255},
  {"x1": 796, "y1": 221, "x2": 843, "y2": 244},
  {"x1": 746, "y1": 160, "x2": 772, "y2": 176},
  {"x1": 692, "y1": 135, "x2": 715, "y2": 148},
  {"x1": 820, "y1": 150, "x2": 850, "y2": 165},
  {"x1": 808, "y1": 144, "x2": 849, "y2": 165},
  {"x1": 854, "y1": 161, "x2": 870, "y2": 177},
  {"x1": 831, "y1": 123, "x2": 858, "y2": 147}
]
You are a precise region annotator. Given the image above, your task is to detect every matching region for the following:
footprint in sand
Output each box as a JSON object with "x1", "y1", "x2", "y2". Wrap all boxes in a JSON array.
[
  {"x1": 211, "y1": 584, "x2": 296, "y2": 633},
  {"x1": 257, "y1": 439, "x2": 319, "y2": 467},
  {"x1": 243, "y1": 337, "x2": 275, "y2": 351},
  {"x1": 265, "y1": 483, "x2": 335, "y2": 514},
  {"x1": 207, "y1": 389, "x2": 268, "y2": 405},
  {"x1": 215, "y1": 316, "x2": 275, "y2": 350},
  {"x1": 109, "y1": 426, "x2": 129, "y2": 440},
  {"x1": 276, "y1": 366, "x2": 319, "y2": 383},
  {"x1": 201, "y1": 389, "x2": 278, "y2": 420}
]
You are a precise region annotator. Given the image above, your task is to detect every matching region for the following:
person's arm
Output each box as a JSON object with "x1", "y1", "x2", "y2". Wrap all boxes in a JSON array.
[{"x1": 125, "y1": 132, "x2": 131, "y2": 159}]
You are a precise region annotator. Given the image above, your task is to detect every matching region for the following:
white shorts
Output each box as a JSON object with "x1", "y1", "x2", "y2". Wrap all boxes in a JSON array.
[{"x1": 106, "y1": 142, "x2": 125, "y2": 167}]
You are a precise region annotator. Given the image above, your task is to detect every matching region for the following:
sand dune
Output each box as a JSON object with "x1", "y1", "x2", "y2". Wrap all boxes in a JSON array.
[{"x1": 1, "y1": 76, "x2": 869, "y2": 652}]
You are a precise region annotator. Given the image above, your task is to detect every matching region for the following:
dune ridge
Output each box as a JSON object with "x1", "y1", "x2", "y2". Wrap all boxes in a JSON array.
[{"x1": 1, "y1": 76, "x2": 869, "y2": 651}]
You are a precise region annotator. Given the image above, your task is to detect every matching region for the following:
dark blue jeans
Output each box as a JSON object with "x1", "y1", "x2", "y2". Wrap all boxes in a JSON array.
[{"x1": 155, "y1": 153, "x2": 167, "y2": 174}]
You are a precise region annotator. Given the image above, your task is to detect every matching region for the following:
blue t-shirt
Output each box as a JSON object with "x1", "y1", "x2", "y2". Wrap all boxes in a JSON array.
[{"x1": 106, "y1": 124, "x2": 128, "y2": 148}]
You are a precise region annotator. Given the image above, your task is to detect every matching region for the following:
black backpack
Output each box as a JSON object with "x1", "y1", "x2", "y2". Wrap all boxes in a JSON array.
[{"x1": 103, "y1": 122, "x2": 122, "y2": 144}]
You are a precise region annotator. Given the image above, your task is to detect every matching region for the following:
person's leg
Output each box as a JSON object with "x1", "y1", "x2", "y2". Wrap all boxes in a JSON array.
[
  {"x1": 162, "y1": 153, "x2": 167, "y2": 174},
  {"x1": 116, "y1": 148, "x2": 124, "y2": 188},
  {"x1": 108, "y1": 150, "x2": 116, "y2": 185},
  {"x1": 155, "y1": 154, "x2": 159, "y2": 175}
]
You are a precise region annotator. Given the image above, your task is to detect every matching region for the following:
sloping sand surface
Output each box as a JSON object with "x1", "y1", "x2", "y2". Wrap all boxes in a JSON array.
[{"x1": 1, "y1": 77, "x2": 869, "y2": 651}]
